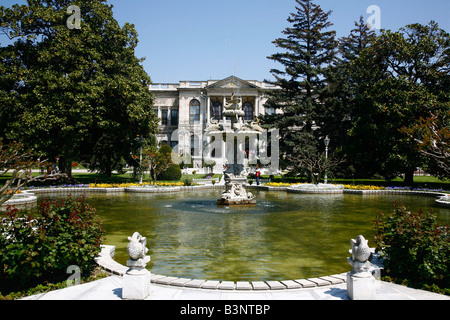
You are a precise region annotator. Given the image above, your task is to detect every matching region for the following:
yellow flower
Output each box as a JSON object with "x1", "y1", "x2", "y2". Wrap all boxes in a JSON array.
[
  {"x1": 265, "y1": 182, "x2": 292, "y2": 187},
  {"x1": 344, "y1": 185, "x2": 384, "y2": 190}
]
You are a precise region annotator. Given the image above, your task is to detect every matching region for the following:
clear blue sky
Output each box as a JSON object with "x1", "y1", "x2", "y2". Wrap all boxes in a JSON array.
[{"x1": 2, "y1": 0, "x2": 449, "y2": 83}]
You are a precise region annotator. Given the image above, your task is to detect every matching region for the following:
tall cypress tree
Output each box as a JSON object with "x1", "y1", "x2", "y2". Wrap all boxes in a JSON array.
[{"x1": 263, "y1": 0, "x2": 337, "y2": 176}]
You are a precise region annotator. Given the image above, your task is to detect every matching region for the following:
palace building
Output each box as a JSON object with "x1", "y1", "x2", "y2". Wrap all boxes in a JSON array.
[{"x1": 149, "y1": 75, "x2": 279, "y2": 171}]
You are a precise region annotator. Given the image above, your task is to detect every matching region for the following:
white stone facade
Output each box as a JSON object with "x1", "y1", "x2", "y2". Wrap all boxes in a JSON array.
[{"x1": 149, "y1": 76, "x2": 279, "y2": 172}]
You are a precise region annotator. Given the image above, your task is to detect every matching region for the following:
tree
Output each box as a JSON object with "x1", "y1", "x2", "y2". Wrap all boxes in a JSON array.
[
  {"x1": 134, "y1": 144, "x2": 174, "y2": 185},
  {"x1": 346, "y1": 21, "x2": 449, "y2": 183},
  {"x1": 339, "y1": 16, "x2": 377, "y2": 63},
  {"x1": 263, "y1": 0, "x2": 337, "y2": 173},
  {"x1": 0, "y1": 0, "x2": 158, "y2": 177},
  {"x1": 286, "y1": 146, "x2": 344, "y2": 184},
  {"x1": 0, "y1": 140, "x2": 64, "y2": 206},
  {"x1": 320, "y1": 16, "x2": 377, "y2": 177},
  {"x1": 403, "y1": 111, "x2": 450, "y2": 179}
]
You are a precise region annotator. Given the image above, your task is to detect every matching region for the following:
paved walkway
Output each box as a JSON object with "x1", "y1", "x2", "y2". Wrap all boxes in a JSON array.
[{"x1": 21, "y1": 275, "x2": 449, "y2": 300}]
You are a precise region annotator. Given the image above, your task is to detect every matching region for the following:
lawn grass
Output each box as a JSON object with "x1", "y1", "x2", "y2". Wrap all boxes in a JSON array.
[
  {"x1": 1, "y1": 169, "x2": 447, "y2": 190},
  {"x1": 264, "y1": 174, "x2": 449, "y2": 190},
  {"x1": 0, "y1": 171, "x2": 222, "y2": 187}
]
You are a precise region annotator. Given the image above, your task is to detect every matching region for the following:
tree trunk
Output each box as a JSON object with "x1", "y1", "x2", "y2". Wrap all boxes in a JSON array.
[
  {"x1": 404, "y1": 169, "x2": 414, "y2": 186},
  {"x1": 58, "y1": 157, "x2": 72, "y2": 178}
]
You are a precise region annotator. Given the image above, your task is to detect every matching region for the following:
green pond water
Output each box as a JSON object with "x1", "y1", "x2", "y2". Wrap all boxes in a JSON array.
[{"x1": 53, "y1": 189, "x2": 449, "y2": 282}]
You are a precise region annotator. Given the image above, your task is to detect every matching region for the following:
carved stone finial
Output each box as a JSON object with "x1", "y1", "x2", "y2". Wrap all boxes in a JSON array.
[
  {"x1": 123, "y1": 232, "x2": 152, "y2": 300},
  {"x1": 351, "y1": 235, "x2": 371, "y2": 262},
  {"x1": 126, "y1": 232, "x2": 150, "y2": 269},
  {"x1": 347, "y1": 235, "x2": 372, "y2": 275},
  {"x1": 346, "y1": 235, "x2": 376, "y2": 300}
]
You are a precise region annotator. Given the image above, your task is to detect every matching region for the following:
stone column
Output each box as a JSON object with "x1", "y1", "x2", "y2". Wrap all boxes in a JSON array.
[
  {"x1": 206, "y1": 95, "x2": 211, "y2": 124},
  {"x1": 222, "y1": 96, "x2": 227, "y2": 122},
  {"x1": 255, "y1": 95, "x2": 260, "y2": 117}
]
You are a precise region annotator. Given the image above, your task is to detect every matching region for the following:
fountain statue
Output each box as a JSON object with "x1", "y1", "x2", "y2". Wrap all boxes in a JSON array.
[{"x1": 205, "y1": 93, "x2": 264, "y2": 205}]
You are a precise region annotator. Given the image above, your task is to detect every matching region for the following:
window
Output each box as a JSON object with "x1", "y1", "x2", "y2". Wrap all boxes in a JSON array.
[
  {"x1": 191, "y1": 135, "x2": 199, "y2": 157},
  {"x1": 190, "y1": 99, "x2": 200, "y2": 124},
  {"x1": 210, "y1": 136, "x2": 216, "y2": 158},
  {"x1": 171, "y1": 109, "x2": 178, "y2": 125},
  {"x1": 161, "y1": 109, "x2": 168, "y2": 125},
  {"x1": 211, "y1": 101, "x2": 222, "y2": 120},
  {"x1": 243, "y1": 102, "x2": 253, "y2": 121}
]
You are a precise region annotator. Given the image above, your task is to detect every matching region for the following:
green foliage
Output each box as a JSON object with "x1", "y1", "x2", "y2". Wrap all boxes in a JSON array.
[
  {"x1": 0, "y1": 196, "x2": 105, "y2": 293},
  {"x1": 157, "y1": 164, "x2": 181, "y2": 181},
  {"x1": 344, "y1": 21, "x2": 449, "y2": 181},
  {"x1": 0, "y1": 0, "x2": 158, "y2": 176},
  {"x1": 158, "y1": 145, "x2": 173, "y2": 156},
  {"x1": 142, "y1": 145, "x2": 174, "y2": 184},
  {"x1": 374, "y1": 203, "x2": 449, "y2": 289},
  {"x1": 263, "y1": 0, "x2": 338, "y2": 170},
  {"x1": 183, "y1": 177, "x2": 193, "y2": 186},
  {"x1": 0, "y1": 268, "x2": 108, "y2": 300}
]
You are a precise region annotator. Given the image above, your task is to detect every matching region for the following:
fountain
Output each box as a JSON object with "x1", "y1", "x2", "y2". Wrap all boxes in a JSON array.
[{"x1": 205, "y1": 93, "x2": 264, "y2": 206}]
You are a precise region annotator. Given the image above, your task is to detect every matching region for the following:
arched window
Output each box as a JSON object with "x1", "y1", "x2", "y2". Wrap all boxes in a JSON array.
[
  {"x1": 243, "y1": 102, "x2": 253, "y2": 121},
  {"x1": 211, "y1": 101, "x2": 222, "y2": 120},
  {"x1": 190, "y1": 99, "x2": 200, "y2": 124}
]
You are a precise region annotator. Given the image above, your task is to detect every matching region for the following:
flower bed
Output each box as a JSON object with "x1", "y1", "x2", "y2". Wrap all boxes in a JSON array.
[
  {"x1": 88, "y1": 182, "x2": 184, "y2": 188},
  {"x1": 386, "y1": 186, "x2": 448, "y2": 193},
  {"x1": 264, "y1": 182, "x2": 294, "y2": 187},
  {"x1": 343, "y1": 185, "x2": 385, "y2": 190}
]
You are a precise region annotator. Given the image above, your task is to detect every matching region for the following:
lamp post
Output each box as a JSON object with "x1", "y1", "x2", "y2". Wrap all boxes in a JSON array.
[
  {"x1": 324, "y1": 135, "x2": 330, "y2": 184},
  {"x1": 137, "y1": 135, "x2": 143, "y2": 184}
]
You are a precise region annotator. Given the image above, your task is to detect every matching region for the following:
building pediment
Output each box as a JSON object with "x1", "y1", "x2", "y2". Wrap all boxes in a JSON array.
[{"x1": 206, "y1": 76, "x2": 258, "y2": 90}]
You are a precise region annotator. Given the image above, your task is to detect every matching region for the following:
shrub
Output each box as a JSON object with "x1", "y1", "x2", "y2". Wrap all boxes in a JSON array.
[
  {"x1": 374, "y1": 203, "x2": 449, "y2": 289},
  {"x1": 158, "y1": 144, "x2": 173, "y2": 156},
  {"x1": 184, "y1": 177, "x2": 193, "y2": 186},
  {"x1": 157, "y1": 164, "x2": 182, "y2": 181},
  {"x1": 0, "y1": 196, "x2": 105, "y2": 293}
]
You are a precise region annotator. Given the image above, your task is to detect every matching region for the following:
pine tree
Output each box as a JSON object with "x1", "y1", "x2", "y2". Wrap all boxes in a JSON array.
[
  {"x1": 339, "y1": 16, "x2": 376, "y2": 63},
  {"x1": 263, "y1": 0, "x2": 337, "y2": 177},
  {"x1": 321, "y1": 16, "x2": 377, "y2": 177}
]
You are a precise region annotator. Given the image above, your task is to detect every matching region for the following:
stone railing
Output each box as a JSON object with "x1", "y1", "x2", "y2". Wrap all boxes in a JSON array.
[
  {"x1": 95, "y1": 245, "x2": 348, "y2": 291},
  {"x1": 95, "y1": 244, "x2": 383, "y2": 293}
]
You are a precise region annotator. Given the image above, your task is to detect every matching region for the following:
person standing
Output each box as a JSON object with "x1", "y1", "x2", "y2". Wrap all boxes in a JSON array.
[{"x1": 255, "y1": 164, "x2": 261, "y2": 185}]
